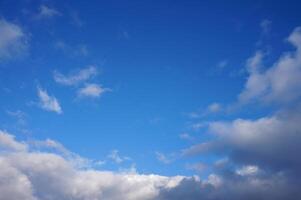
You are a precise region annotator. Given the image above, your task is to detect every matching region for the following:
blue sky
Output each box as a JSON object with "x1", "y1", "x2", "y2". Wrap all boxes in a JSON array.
[{"x1": 1, "y1": 2, "x2": 301, "y2": 198}]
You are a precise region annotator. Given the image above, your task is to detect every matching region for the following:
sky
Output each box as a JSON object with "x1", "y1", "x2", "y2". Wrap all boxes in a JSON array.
[{"x1": 1, "y1": 0, "x2": 301, "y2": 199}]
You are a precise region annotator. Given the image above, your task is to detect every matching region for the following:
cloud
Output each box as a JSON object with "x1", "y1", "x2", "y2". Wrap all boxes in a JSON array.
[
  {"x1": 37, "y1": 87, "x2": 62, "y2": 114},
  {"x1": 55, "y1": 41, "x2": 88, "y2": 57},
  {"x1": 260, "y1": 19, "x2": 272, "y2": 35},
  {"x1": 173, "y1": 26, "x2": 301, "y2": 199},
  {"x1": 0, "y1": 130, "x2": 28, "y2": 152},
  {"x1": 54, "y1": 66, "x2": 97, "y2": 86},
  {"x1": 179, "y1": 133, "x2": 194, "y2": 141},
  {"x1": 107, "y1": 149, "x2": 130, "y2": 164},
  {"x1": 77, "y1": 83, "x2": 110, "y2": 98},
  {"x1": 207, "y1": 103, "x2": 222, "y2": 113},
  {"x1": 156, "y1": 152, "x2": 176, "y2": 164},
  {"x1": 185, "y1": 162, "x2": 207, "y2": 173},
  {"x1": 36, "y1": 5, "x2": 61, "y2": 19},
  {"x1": 1, "y1": 130, "x2": 301, "y2": 200},
  {"x1": 0, "y1": 19, "x2": 28, "y2": 60},
  {"x1": 0, "y1": 131, "x2": 186, "y2": 200},
  {"x1": 239, "y1": 27, "x2": 301, "y2": 104},
  {"x1": 236, "y1": 165, "x2": 259, "y2": 176},
  {"x1": 70, "y1": 11, "x2": 84, "y2": 27},
  {"x1": 6, "y1": 110, "x2": 27, "y2": 125},
  {"x1": 157, "y1": 171, "x2": 301, "y2": 200}
]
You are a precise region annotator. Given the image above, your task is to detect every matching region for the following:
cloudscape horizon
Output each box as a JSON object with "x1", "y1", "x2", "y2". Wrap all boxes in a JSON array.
[{"x1": 1, "y1": 1, "x2": 301, "y2": 199}]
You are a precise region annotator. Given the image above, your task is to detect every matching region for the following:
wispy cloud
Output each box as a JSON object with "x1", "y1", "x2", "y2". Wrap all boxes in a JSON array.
[
  {"x1": 37, "y1": 87, "x2": 62, "y2": 114},
  {"x1": 55, "y1": 40, "x2": 88, "y2": 57},
  {"x1": 156, "y1": 152, "x2": 176, "y2": 164},
  {"x1": 260, "y1": 19, "x2": 272, "y2": 35},
  {"x1": 54, "y1": 66, "x2": 97, "y2": 86},
  {"x1": 6, "y1": 110, "x2": 27, "y2": 125},
  {"x1": 70, "y1": 11, "x2": 84, "y2": 27},
  {"x1": 108, "y1": 149, "x2": 130, "y2": 164},
  {"x1": 217, "y1": 60, "x2": 228, "y2": 70},
  {"x1": 179, "y1": 132, "x2": 194, "y2": 141},
  {"x1": 77, "y1": 83, "x2": 110, "y2": 98},
  {"x1": 0, "y1": 19, "x2": 28, "y2": 60},
  {"x1": 186, "y1": 162, "x2": 207, "y2": 173},
  {"x1": 35, "y1": 5, "x2": 61, "y2": 19}
]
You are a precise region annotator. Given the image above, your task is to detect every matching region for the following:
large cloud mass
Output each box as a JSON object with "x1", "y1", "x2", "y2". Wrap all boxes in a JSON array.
[{"x1": 0, "y1": 130, "x2": 186, "y2": 200}]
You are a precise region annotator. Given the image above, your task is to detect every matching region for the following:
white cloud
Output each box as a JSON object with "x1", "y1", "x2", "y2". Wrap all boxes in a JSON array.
[
  {"x1": 236, "y1": 165, "x2": 259, "y2": 176},
  {"x1": 0, "y1": 19, "x2": 28, "y2": 60},
  {"x1": 54, "y1": 66, "x2": 97, "y2": 86},
  {"x1": 0, "y1": 131, "x2": 186, "y2": 200},
  {"x1": 207, "y1": 102, "x2": 221, "y2": 113},
  {"x1": 0, "y1": 130, "x2": 27, "y2": 152},
  {"x1": 37, "y1": 87, "x2": 62, "y2": 114},
  {"x1": 1, "y1": 130, "x2": 301, "y2": 200},
  {"x1": 36, "y1": 5, "x2": 61, "y2": 19},
  {"x1": 77, "y1": 83, "x2": 110, "y2": 98},
  {"x1": 107, "y1": 149, "x2": 130, "y2": 164},
  {"x1": 239, "y1": 27, "x2": 301, "y2": 104},
  {"x1": 156, "y1": 152, "x2": 175, "y2": 164}
]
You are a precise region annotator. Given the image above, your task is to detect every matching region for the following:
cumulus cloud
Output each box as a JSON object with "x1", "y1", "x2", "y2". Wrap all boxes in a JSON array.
[
  {"x1": 0, "y1": 19, "x2": 28, "y2": 60},
  {"x1": 239, "y1": 27, "x2": 301, "y2": 104},
  {"x1": 0, "y1": 130, "x2": 27, "y2": 152},
  {"x1": 175, "y1": 26, "x2": 301, "y2": 199},
  {"x1": 1, "y1": 130, "x2": 301, "y2": 200},
  {"x1": 183, "y1": 104, "x2": 301, "y2": 172},
  {"x1": 0, "y1": 131, "x2": 186, "y2": 200},
  {"x1": 77, "y1": 83, "x2": 110, "y2": 98},
  {"x1": 54, "y1": 66, "x2": 97, "y2": 86},
  {"x1": 37, "y1": 87, "x2": 62, "y2": 114}
]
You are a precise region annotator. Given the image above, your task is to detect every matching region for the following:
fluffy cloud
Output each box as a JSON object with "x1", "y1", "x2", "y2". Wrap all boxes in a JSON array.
[
  {"x1": 77, "y1": 83, "x2": 110, "y2": 98},
  {"x1": 1, "y1": 130, "x2": 301, "y2": 200},
  {"x1": 54, "y1": 66, "x2": 97, "y2": 86},
  {"x1": 0, "y1": 19, "x2": 28, "y2": 60},
  {"x1": 37, "y1": 87, "x2": 62, "y2": 114},
  {"x1": 176, "y1": 26, "x2": 301, "y2": 199},
  {"x1": 239, "y1": 27, "x2": 301, "y2": 104},
  {"x1": 183, "y1": 104, "x2": 301, "y2": 172},
  {"x1": 0, "y1": 131, "x2": 185, "y2": 200}
]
